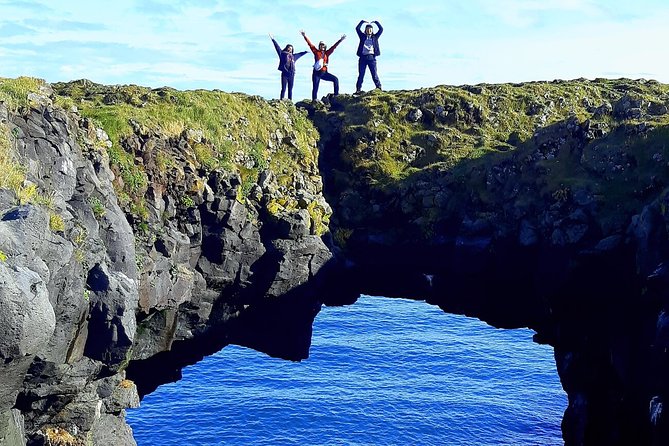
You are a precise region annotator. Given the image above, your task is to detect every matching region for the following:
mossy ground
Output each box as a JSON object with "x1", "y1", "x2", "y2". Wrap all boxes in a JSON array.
[
  {"x1": 324, "y1": 79, "x2": 669, "y2": 183},
  {"x1": 311, "y1": 78, "x2": 669, "y2": 241},
  {"x1": 52, "y1": 80, "x2": 322, "y2": 225}
]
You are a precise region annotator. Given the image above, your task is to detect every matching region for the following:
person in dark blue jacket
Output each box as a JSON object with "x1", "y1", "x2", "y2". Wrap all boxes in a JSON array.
[
  {"x1": 270, "y1": 33, "x2": 308, "y2": 100},
  {"x1": 355, "y1": 20, "x2": 383, "y2": 93}
]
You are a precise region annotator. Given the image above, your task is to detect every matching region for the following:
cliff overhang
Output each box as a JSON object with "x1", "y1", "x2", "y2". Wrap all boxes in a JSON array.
[{"x1": 1, "y1": 77, "x2": 669, "y2": 445}]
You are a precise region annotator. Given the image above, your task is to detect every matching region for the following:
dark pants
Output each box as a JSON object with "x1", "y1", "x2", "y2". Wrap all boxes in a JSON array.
[
  {"x1": 312, "y1": 70, "x2": 339, "y2": 100},
  {"x1": 356, "y1": 55, "x2": 381, "y2": 91},
  {"x1": 281, "y1": 72, "x2": 295, "y2": 100}
]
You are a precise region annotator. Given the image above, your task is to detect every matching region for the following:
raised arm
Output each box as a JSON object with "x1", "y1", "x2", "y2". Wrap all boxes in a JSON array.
[
  {"x1": 327, "y1": 34, "x2": 346, "y2": 55},
  {"x1": 356, "y1": 20, "x2": 366, "y2": 37},
  {"x1": 294, "y1": 50, "x2": 308, "y2": 61},
  {"x1": 269, "y1": 33, "x2": 281, "y2": 56},
  {"x1": 300, "y1": 30, "x2": 317, "y2": 52},
  {"x1": 373, "y1": 20, "x2": 383, "y2": 37}
]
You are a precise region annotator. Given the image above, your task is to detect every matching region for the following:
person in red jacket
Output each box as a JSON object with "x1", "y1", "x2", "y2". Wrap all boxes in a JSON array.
[{"x1": 300, "y1": 30, "x2": 346, "y2": 101}]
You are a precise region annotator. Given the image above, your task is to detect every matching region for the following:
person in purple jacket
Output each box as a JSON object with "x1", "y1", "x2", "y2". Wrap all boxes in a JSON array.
[{"x1": 269, "y1": 33, "x2": 308, "y2": 100}]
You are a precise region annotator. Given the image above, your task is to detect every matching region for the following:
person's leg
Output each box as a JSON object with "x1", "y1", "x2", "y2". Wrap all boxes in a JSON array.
[
  {"x1": 332, "y1": 73, "x2": 339, "y2": 95},
  {"x1": 368, "y1": 57, "x2": 382, "y2": 89},
  {"x1": 356, "y1": 57, "x2": 367, "y2": 92},
  {"x1": 312, "y1": 71, "x2": 321, "y2": 100},
  {"x1": 280, "y1": 73, "x2": 288, "y2": 99},
  {"x1": 321, "y1": 71, "x2": 339, "y2": 95},
  {"x1": 287, "y1": 73, "x2": 295, "y2": 100}
]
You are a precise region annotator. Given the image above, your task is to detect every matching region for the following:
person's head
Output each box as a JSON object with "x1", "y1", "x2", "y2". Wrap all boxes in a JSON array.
[
  {"x1": 283, "y1": 44, "x2": 293, "y2": 53},
  {"x1": 365, "y1": 24, "x2": 374, "y2": 36},
  {"x1": 318, "y1": 41, "x2": 326, "y2": 51}
]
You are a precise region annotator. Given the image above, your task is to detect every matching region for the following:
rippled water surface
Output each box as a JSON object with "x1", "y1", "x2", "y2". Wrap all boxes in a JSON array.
[{"x1": 127, "y1": 296, "x2": 566, "y2": 445}]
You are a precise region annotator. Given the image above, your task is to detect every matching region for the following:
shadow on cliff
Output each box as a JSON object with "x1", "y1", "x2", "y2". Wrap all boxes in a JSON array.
[
  {"x1": 126, "y1": 242, "x2": 348, "y2": 398},
  {"x1": 307, "y1": 97, "x2": 669, "y2": 332},
  {"x1": 305, "y1": 97, "x2": 669, "y2": 445}
]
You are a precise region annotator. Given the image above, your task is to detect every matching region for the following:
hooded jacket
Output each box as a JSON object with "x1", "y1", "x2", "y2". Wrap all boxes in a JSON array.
[{"x1": 356, "y1": 20, "x2": 383, "y2": 57}]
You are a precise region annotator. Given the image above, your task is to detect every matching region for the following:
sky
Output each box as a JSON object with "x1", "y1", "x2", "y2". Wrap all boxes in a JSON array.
[{"x1": 1, "y1": 0, "x2": 669, "y2": 101}]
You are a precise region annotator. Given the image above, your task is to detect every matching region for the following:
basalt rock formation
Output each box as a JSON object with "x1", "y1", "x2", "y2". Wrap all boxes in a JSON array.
[
  {"x1": 0, "y1": 79, "x2": 335, "y2": 445},
  {"x1": 302, "y1": 79, "x2": 669, "y2": 446},
  {"x1": 0, "y1": 77, "x2": 669, "y2": 445}
]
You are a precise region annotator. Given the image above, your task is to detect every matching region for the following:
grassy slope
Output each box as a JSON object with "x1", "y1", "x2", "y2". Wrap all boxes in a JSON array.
[
  {"x1": 51, "y1": 80, "x2": 320, "y2": 210},
  {"x1": 4, "y1": 76, "x2": 669, "y2": 240},
  {"x1": 312, "y1": 78, "x2": 669, "y2": 238}
]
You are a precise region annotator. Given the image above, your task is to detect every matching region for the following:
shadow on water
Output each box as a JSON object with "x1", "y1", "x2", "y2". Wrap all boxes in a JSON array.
[{"x1": 127, "y1": 296, "x2": 567, "y2": 446}]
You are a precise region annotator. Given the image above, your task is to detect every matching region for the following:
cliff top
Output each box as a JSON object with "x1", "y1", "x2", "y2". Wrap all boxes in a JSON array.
[{"x1": 3, "y1": 75, "x2": 669, "y2": 242}]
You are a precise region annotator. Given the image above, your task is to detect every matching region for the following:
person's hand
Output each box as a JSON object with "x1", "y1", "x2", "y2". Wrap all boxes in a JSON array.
[
  {"x1": 341, "y1": 34, "x2": 346, "y2": 40},
  {"x1": 269, "y1": 33, "x2": 273, "y2": 39},
  {"x1": 300, "y1": 30, "x2": 306, "y2": 36}
]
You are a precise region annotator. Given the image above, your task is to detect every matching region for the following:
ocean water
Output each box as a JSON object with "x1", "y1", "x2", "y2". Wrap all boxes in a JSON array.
[{"x1": 127, "y1": 296, "x2": 567, "y2": 446}]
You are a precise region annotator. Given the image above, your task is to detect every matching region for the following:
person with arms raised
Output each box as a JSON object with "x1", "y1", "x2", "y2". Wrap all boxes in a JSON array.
[
  {"x1": 269, "y1": 33, "x2": 308, "y2": 101},
  {"x1": 301, "y1": 30, "x2": 346, "y2": 101},
  {"x1": 355, "y1": 19, "x2": 383, "y2": 93}
]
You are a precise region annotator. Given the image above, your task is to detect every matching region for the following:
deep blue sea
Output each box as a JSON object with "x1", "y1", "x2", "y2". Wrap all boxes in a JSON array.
[{"x1": 127, "y1": 296, "x2": 567, "y2": 446}]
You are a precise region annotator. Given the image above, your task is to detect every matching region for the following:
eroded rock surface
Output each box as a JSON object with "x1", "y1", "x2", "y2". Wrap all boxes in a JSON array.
[{"x1": 2, "y1": 78, "x2": 669, "y2": 445}]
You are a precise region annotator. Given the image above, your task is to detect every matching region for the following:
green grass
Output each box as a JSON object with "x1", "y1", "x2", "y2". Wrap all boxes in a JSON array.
[
  {"x1": 49, "y1": 212, "x2": 65, "y2": 232},
  {"x1": 53, "y1": 81, "x2": 321, "y2": 220},
  {"x1": 89, "y1": 197, "x2": 106, "y2": 218},
  {"x1": 0, "y1": 76, "x2": 45, "y2": 112},
  {"x1": 55, "y1": 82, "x2": 317, "y2": 167},
  {"x1": 0, "y1": 125, "x2": 26, "y2": 195},
  {"x1": 321, "y1": 79, "x2": 669, "y2": 189}
]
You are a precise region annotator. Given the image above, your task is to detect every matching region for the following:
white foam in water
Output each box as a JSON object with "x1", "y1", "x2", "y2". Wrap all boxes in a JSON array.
[{"x1": 127, "y1": 296, "x2": 567, "y2": 445}]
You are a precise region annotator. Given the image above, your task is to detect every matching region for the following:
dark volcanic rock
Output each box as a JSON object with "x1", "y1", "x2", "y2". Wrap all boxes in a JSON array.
[
  {"x1": 4, "y1": 78, "x2": 669, "y2": 446},
  {"x1": 304, "y1": 79, "x2": 669, "y2": 446}
]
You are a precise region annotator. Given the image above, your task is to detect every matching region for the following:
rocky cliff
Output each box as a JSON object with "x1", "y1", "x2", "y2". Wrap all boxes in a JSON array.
[
  {"x1": 302, "y1": 79, "x2": 669, "y2": 446},
  {"x1": 0, "y1": 78, "x2": 335, "y2": 445},
  {"x1": 1, "y1": 76, "x2": 669, "y2": 445}
]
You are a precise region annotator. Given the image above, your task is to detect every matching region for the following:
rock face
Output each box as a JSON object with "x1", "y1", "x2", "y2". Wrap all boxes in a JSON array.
[
  {"x1": 303, "y1": 79, "x2": 669, "y2": 446},
  {"x1": 0, "y1": 81, "x2": 335, "y2": 445},
  {"x1": 2, "y1": 77, "x2": 669, "y2": 445}
]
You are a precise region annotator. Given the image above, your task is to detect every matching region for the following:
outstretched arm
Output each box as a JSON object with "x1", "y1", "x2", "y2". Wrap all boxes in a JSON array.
[
  {"x1": 373, "y1": 20, "x2": 383, "y2": 37},
  {"x1": 327, "y1": 34, "x2": 346, "y2": 55},
  {"x1": 300, "y1": 30, "x2": 317, "y2": 52},
  {"x1": 269, "y1": 33, "x2": 281, "y2": 56},
  {"x1": 294, "y1": 51, "x2": 308, "y2": 61}
]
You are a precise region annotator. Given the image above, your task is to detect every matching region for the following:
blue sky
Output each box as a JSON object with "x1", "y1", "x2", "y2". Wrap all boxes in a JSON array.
[{"x1": 1, "y1": 0, "x2": 668, "y2": 101}]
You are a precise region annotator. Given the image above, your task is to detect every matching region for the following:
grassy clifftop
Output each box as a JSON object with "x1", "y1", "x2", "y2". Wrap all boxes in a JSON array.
[
  {"x1": 304, "y1": 78, "x2": 669, "y2": 243},
  {"x1": 52, "y1": 80, "x2": 320, "y2": 211},
  {"x1": 310, "y1": 78, "x2": 669, "y2": 180},
  {"x1": 4, "y1": 76, "x2": 669, "y2": 243}
]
